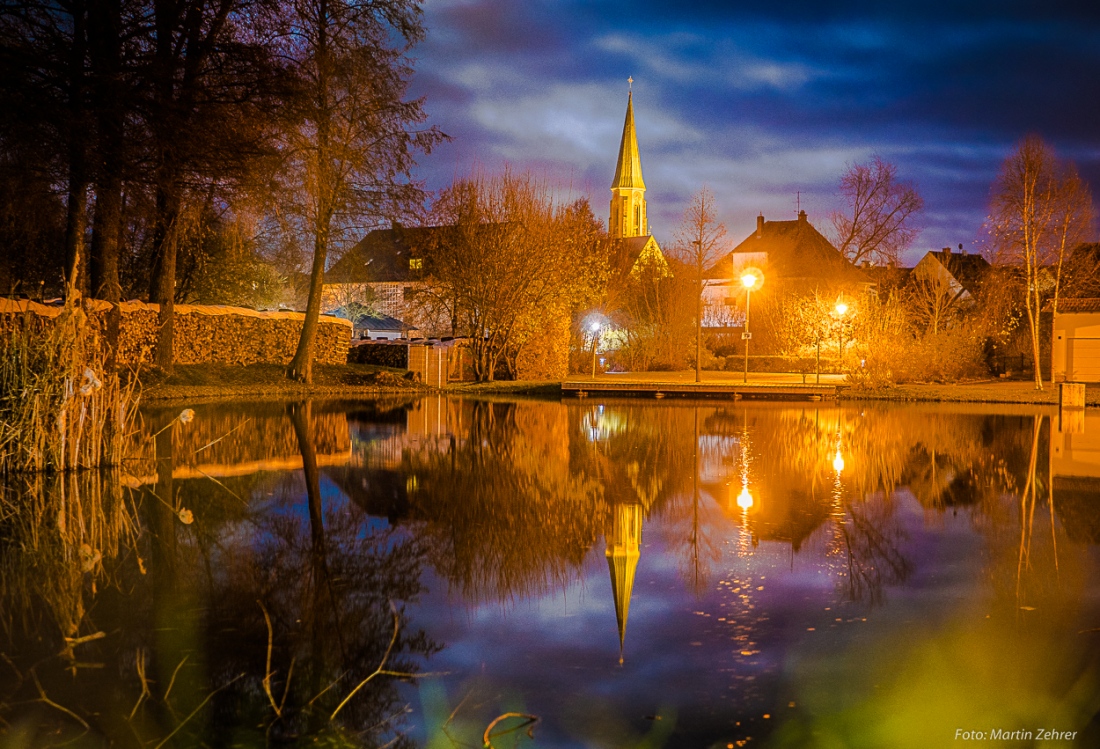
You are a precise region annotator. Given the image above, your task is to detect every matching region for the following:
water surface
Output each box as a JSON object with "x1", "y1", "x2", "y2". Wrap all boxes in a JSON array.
[{"x1": 2, "y1": 397, "x2": 1098, "y2": 748}]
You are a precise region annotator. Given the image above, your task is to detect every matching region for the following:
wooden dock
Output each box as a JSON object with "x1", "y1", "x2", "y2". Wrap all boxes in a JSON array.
[{"x1": 562, "y1": 380, "x2": 838, "y2": 401}]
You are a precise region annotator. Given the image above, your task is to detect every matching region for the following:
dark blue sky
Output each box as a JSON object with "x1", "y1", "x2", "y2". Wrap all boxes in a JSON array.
[{"x1": 408, "y1": 0, "x2": 1100, "y2": 264}]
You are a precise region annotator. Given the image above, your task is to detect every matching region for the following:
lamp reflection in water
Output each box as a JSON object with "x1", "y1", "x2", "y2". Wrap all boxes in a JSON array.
[
  {"x1": 733, "y1": 411, "x2": 756, "y2": 554},
  {"x1": 736, "y1": 485, "x2": 754, "y2": 509},
  {"x1": 831, "y1": 426, "x2": 845, "y2": 513}
]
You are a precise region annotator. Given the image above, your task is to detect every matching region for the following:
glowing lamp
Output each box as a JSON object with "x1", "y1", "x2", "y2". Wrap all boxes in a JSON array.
[
  {"x1": 835, "y1": 301, "x2": 849, "y2": 316},
  {"x1": 736, "y1": 486, "x2": 754, "y2": 509},
  {"x1": 741, "y1": 272, "x2": 757, "y2": 290}
]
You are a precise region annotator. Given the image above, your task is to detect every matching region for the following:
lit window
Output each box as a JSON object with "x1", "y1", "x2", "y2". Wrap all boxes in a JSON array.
[{"x1": 409, "y1": 258, "x2": 423, "y2": 271}]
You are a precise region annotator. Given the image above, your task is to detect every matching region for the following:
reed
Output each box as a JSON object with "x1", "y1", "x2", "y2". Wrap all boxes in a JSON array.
[{"x1": 0, "y1": 294, "x2": 140, "y2": 475}]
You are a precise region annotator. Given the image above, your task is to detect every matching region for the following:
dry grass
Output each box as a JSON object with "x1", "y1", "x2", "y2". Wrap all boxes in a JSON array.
[{"x1": 0, "y1": 297, "x2": 141, "y2": 474}]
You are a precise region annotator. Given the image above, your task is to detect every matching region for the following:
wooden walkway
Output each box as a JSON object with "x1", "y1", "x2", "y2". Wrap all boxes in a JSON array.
[{"x1": 562, "y1": 380, "x2": 838, "y2": 401}]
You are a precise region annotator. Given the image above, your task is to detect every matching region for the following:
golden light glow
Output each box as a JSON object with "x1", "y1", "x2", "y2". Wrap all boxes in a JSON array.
[
  {"x1": 835, "y1": 301, "x2": 848, "y2": 316},
  {"x1": 736, "y1": 486, "x2": 754, "y2": 509},
  {"x1": 833, "y1": 449, "x2": 845, "y2": 474},
  {"x1": 741, "y1": 272, "x2": 757, "y2": 289}
]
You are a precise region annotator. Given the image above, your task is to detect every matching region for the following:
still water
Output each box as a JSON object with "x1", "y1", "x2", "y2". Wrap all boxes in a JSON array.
[{"x1": 1, "y1": 397, "x2": 1099, "y2": 748}]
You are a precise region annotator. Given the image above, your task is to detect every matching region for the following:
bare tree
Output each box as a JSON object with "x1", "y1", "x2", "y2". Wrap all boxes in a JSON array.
[
  {"x1": 831, "y1": 156, "x2": 923, "y2": 266},
  {"x1": 905, "y1": 273, "x2": 960, "y2": 335},
  {"x1": 425, "y1": 171, "x2": 602, "y2": 381},
  {"x1": 1049, "y1": 164, "x2": 1095, "y2": 313},
  {"x1": 282, "y1": 0, "x2": 443, "y2": 383},
  {"x1": 988, "y1": 135, "x2": 1094, "y2": 389},
  {"x1": 675, "y1": 187, "x2": 726, "y2": 382}
]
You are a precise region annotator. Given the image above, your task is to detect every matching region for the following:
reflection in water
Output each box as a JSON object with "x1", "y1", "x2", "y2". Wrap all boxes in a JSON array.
[
  {"x1": 332, "y1": 398, "x2": 1100, "y2": 746},
  {"x1": 2, "y1": 397, "x2": 1100, "y2": 747},
  {"x1": 0, "y1": 401, "x2": 433, "y2": 747}
]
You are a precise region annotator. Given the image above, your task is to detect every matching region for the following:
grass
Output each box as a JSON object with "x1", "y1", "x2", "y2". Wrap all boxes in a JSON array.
[
  {"x1": 839, "y1": 379, "x2": 1100, "y2": 406},
  {"x1": 140, "y1": 364, "x2": 1100, "y2": 407},
  {"x1": 444, "y1": 380, "x2": 563, "y2": 396},
  {"x1": 0, "y1": 298, "x2": 139, "y2": 473},
  {"x1": 141, "y1": 362, "x2": 423, "y2": 403}
]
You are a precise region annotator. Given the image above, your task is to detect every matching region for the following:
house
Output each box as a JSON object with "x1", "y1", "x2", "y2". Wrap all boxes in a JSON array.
[
  {"x1": 322, "y1": 224, "x2": 451, "y2": 337},
  {"x1": 702, "y1": 211, "x2": 869, "y2": 327},
  {"x1": 1052, "y1": 297, "x2": 1100, "y2": 383},
  {"x1": 909, "y1": 246, "x2": 991, "y2": 304}
]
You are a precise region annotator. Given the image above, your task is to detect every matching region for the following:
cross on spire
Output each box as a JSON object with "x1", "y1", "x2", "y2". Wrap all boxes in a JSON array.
[{"x1": 628, "y1": 76, "x2": 633, "y2": 90}]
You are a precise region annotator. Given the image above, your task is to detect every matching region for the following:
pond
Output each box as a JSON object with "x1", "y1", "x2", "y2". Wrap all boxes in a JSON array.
[{"x1": 1, "y1": 396, "x2": 1099, "y2": 748}]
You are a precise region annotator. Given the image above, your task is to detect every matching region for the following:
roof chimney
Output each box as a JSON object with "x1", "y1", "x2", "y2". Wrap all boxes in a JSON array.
[
  {"x1": 942, "y1": 246, "x2": 951, "y2": 255},
  {"x1": 798, "y1": 209, "x2": 807, "y2": 224},
  {"x1": 756, "y1": 214, "x2": 764, "y2": 237}
]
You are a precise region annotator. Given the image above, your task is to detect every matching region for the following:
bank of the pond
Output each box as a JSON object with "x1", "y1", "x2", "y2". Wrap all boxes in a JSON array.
[
  {"x1": 839, "y1": 380, "x2": 1100, "y2": 405},
  {"x1": 140, "y1": 362, "x2": 425, "y2": 403},
  {"x1": 138, "y1": 364, "x2": 1100, "y2": 407}
]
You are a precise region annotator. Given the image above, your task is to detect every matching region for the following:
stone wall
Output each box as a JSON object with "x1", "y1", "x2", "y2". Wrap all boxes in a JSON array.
[{"x1": 0, "y1": 299, "x2": 352, "y2": 366}]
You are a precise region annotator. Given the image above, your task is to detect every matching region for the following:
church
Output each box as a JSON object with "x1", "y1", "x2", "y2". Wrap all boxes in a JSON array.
[{"x1": 607, "y1": 88, "x2": 667, "y2": 277}]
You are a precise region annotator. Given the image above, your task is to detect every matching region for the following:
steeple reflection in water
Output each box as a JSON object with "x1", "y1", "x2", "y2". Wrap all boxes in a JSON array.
[{"x1": 3, "y1": 398, "x2": 1100, "y2": 748}]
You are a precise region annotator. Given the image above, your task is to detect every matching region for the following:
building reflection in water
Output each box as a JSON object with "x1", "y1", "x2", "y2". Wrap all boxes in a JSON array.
[
  {"x1": 606, "y1": 501, "x2": 642, "y2": 664},
  {"x1": 5, "y1": 397, "x2": 1100, "y2": 747}
]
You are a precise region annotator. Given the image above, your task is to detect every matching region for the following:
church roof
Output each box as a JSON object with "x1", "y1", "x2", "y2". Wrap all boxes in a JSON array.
[
  {"x1": 611, "y1": 92, "x2": 645, "y2": 191},
  {"x1": 708, "y1": 211, "x2": 868, "y2": 285}
]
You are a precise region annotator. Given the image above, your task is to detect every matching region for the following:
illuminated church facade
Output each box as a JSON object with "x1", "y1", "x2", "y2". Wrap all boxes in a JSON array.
[{"x1": 609, "y1": 89, "x2": 666, "y2": 274}]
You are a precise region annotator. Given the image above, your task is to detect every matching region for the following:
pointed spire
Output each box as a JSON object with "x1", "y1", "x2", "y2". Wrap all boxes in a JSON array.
[
  {"x1": 606, "y1": 503, "x2": 642, "y2": 662},
  {"x1": 611, "y1": 90, "x2": 646, "y2": 191}
]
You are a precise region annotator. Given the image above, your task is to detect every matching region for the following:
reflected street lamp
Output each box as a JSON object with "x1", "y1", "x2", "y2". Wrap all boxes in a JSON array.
[
  {"x1": 741, "y1": 272, "x2": 759, "y2": 383},
  {"x1": 736, "y1": 485, "x2": 754, "y2": 509}
]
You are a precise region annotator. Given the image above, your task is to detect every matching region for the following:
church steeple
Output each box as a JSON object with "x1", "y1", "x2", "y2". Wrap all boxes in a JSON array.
[
  {"x1": 606, "y1": 502, "x2": 643, "y2": 664},
  {"x1": 610, "y1": 87, "x2": 648, "y2": 239}
]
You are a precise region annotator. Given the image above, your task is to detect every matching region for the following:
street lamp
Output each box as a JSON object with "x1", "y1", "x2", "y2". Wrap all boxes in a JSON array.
[
  {"x1": 590, "y1": 320, "x2": 601, "y2": 380},
  {"x1": 741, "y1": 272, "x2": 758, "y2": 384},
  {"x1": 834, "y1": 299, "x2": 849, "y2": 363}
]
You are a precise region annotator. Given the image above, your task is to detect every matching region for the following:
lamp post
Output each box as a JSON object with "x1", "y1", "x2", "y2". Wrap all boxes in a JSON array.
[
  {"x1": 835, "y1": 300, "x2": 849, "y2": 363},
  {"x1": 590, "y1": 321, "x2": 601, "y2": 380},
  {"x1": 741, "y1": 272, "x2": 758, "y2": 383}
]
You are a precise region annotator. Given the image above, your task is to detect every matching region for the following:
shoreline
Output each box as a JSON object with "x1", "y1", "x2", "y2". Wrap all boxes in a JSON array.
[{"x1": 138, "y1": 365, "x2": 1098, "y2": 407}]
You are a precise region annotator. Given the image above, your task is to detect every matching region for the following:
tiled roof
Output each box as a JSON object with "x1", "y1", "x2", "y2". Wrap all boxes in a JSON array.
[
  {"x1": 326, "y1": 225, "x2": 440, "y2": 283},
  {"x1": 1057, "y1": 298, "x2": 1100, "y2": 313},
  {"x1": 708, "y1": 212, "x2": 868, "y2": 284},
  {"x1": 927, "y1": 250, "x2": 990, "y2": 292}
]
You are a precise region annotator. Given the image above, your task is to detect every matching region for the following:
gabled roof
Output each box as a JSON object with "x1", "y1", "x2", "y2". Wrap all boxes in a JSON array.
[
  {"x1": 1056, "y1": 298, "x2": 1100, "y2": 313},
  {"x1": 925, "y1": 250, "x2": 990, "y2": 294},
  {"x1": 708, "y1": 211, "x2": 867, "y2": 284},
  {"x1": 611, "y1": 233, "x2": 660, "y2": 277},
  {"x1": 611, "y1": 92, "x2": 645, "y2": 191},
  {"x1": 326, "y1": 225, "x2": 440, "y2": 284}
]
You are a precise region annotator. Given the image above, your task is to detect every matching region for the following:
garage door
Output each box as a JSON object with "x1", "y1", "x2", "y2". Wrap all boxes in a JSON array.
[{"x1": 1068, "y1": 338, "x2": 1100, "y2": 382}]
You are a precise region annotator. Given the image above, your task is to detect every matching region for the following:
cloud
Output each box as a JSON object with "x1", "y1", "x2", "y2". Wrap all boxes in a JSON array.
[{"x1": 410, "y1": 0, "x2": 1100, "y2": 261}]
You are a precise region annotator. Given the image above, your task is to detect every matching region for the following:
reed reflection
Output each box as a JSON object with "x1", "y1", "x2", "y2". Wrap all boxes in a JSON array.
[{"x1": 0, "y1": 401, "x2": 432, "y2": 747}]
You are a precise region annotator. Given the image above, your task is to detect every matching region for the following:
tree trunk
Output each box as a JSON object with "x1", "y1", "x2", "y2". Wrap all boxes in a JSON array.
[
  {"x1": 63, "y1": 0, "x2": 89, "y2": 298},
  {"x1": 288, "y1": 229, "x2": 328, "y2": 382},
  {"x1": 695, "y1": 277, "x2": 702, "y2": 382},
  {"x1": 149, "y1": 184, "x2": 180, "y2": 372},
  {"x1": 89, "y1": 0, "x2": 124, "y2": 316}
]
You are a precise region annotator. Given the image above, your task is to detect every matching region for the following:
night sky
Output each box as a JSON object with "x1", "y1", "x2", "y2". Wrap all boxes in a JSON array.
[{"x1": 409, "y1": 0, "x2": 1100, "y2": 264}]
